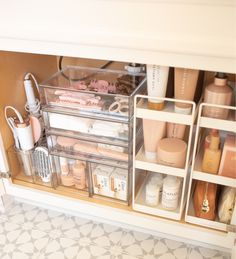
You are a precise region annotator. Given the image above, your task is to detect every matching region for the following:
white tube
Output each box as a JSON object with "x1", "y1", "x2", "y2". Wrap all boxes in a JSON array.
[{"x1": 146, "y1": 65, "x2": 169, "y2": 110}]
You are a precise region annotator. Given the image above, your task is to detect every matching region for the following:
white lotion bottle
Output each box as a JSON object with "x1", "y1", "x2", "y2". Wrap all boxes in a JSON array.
[
  {"x1": 146, "y1": 182, "x2": 161, "y2": 206},
  {"x1": 162, "y1": 176, "x2": 181, "y2": 210},
  {"x1": 146, "y1": 65, "x2": 169, "y2": 110}
]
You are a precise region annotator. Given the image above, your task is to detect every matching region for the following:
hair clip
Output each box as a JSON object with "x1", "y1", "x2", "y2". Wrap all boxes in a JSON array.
[{"x1": 109, "y1": 98, "x2": 129, "y2": 115}]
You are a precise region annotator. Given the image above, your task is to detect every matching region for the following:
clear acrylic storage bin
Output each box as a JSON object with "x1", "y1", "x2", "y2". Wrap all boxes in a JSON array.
[
  {"x1": 39, "y1": 66, "x2": 146, "y2": 121},
  {"x1": 90, "y1": 162, "x2": 131, "y2": 202},
  {"x1": 43, "y1": 109, "x2": 131, "y2": 145},
  {"x1": 7, "y1": 146, "x2": 54, "y2": 187},
  {"x1": 51, "y1": 154, "x2": 89, "y2": 196}
]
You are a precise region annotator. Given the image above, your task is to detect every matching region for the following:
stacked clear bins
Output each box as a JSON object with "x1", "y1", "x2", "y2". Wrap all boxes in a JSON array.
[
  {"x1": 132, "y1": 95, "x2": 196, "y2": 220},
  {"x1": 40, "y1": 66, "x2": 146, "y2": 204},
  {"x1": 185, "y1": 103, "x2": 236, "y2": 231}
]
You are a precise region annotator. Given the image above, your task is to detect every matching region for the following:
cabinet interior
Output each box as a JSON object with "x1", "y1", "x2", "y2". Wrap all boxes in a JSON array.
[{"x1": 0, "y1": 50, "x2": 235, "y2": 223}]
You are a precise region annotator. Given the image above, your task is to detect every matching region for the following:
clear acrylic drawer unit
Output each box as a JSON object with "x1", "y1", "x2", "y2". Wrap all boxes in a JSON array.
[{"x1": 39, "y1": 66, "x2": 146, "y2": 121}]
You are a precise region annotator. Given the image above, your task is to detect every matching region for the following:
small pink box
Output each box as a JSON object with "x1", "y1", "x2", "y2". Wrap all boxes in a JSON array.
[{"x1": 218, "y1": 134, "x2": 236, "y2": 179}]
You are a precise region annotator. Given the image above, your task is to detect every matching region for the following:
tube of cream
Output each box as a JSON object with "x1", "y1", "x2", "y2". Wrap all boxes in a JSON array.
[
  {"x1": 147, "y1": 65, "x2": 169, "y2": 110},
  {"x1": 174, "y1": 67, "x2": 199, "y2": 114},
  {"x1": 143, "y1": 119, "x2": 166, "y2": 160}
]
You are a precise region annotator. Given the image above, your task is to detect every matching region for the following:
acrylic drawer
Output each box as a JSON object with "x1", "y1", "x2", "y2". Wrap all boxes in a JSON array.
[
  {"x1": 47, "y1": 134, "x2": 131, "y2": 168},
  {"x1": 43, "y1": 109, "x2": 131, "y2": 145}
]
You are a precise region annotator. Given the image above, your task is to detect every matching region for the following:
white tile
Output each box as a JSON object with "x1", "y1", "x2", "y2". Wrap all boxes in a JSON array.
[
  {"x1": 116, "y1": 254, "x2": 139, "y2": 259},
  {"x1": 173, "y1": 247, "x2": 188, "y2": 259},
  {"x1": 153, "y1": 240, "x2": 168, "y2": 255},
  {"x1": 158, "y1": 253, "x2": 175, "y2": 259},
  {"x1": 198, "y1": 247, "x2": 220, "y2": 258},
  {"x1": 188, "y1": 249, "x2": 204, "y2": 259},
  {"x1": 124, "y1": 243, "x2": 144, "y2": 257},
  {"x1": 164, "y1": 238, "x2": 183, "y2": 250}
]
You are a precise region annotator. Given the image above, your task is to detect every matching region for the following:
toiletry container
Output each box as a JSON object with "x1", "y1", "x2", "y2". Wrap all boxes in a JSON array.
[
  {"x1": 161, "y1": 176, "x2": 181, "y2": 211},
  {"x1": 157, "y1": 138, "x2": 187, "y2": 168},
  {"x1": 146, "y1": 181, "x2": 161, "y2": 206},
  {"x1": 218, "y1": 134, "x2": 236, "y2": 178},
  {"x1": 202, "y1": 135, "x2": 222, "y2": 174},
  {"x1": 203, "y1": 73, "x2": 233, "y2": 119},
  {"x1": 72, "y1": 161, "x2": 86, "y2": 189},
  {"x1": 143, "y1": 119, "x2": 166, "y2": 161}
]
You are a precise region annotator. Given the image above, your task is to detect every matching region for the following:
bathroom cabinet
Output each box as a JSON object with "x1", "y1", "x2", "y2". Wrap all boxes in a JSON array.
[{"x1": 0, "y1": 0, "x2": 235, "y2": 255}]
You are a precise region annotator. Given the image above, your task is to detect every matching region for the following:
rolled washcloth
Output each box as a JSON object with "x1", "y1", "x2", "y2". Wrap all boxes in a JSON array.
[
  {"x1": 48, "y1": 113, "x2": 92, "y2": 133},
  {"x1": 88, "y1": 121, "x2": 128, "y2": 138}
]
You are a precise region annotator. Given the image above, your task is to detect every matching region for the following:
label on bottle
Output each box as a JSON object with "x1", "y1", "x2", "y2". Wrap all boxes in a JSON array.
[{"x1": 162, "y1": 187, "x2": 179, "y2": 210}]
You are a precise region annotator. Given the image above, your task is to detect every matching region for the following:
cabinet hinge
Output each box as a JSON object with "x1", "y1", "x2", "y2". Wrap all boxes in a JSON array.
[{"x1": 226, "y1": 225, "x2": 236, "y2": 233}]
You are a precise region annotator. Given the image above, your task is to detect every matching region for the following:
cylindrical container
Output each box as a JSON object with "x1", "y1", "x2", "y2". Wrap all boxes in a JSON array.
[
  {"x1": 157, "y1": 138, "x2": 187, "y2": 168},
  {"x1": 203, "y1": 73, "x2": 233, "y2": 119},
  {"x1": 162, "y1": 176, "x2": 181, "y2": 210},
  {"x1": 16, "y1": 149, "x2": 34, "y2": 176},
  {"x1": 167, "y1": 123, "x2": 186, "y2": 140},
  {"x1": 15, "y1": 122, "x2": 34, "y2": 151},
  {"x1": 72, "y1": 161, "x2": 86, "y2": 189},
  {"x1": 143, "y1": 119, "x2": 166, "y2": 161},
  {"x1": 174, "y1": 68, "x2": 199, "y2": 114},
  {"x1": 147, "y1": 65, "x2": 169, "y2": 110},
  {"x1": 146, "y1": 182, "x2": 161, "y2": 206}
]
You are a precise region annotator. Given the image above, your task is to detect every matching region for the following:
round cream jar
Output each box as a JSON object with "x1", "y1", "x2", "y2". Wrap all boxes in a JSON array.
[{"x1": 157, "y1": 138, "x2": 187, "y2": 168}]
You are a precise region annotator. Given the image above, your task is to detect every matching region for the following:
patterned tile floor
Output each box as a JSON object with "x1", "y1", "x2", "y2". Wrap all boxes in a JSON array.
[{"x1": 0, "y1": 201, "x2": 231, "y2": 259}]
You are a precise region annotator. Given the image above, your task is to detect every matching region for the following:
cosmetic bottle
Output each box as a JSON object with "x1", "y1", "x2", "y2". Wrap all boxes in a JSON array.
[
  {"x1": 167, "y1": 68, "x2": 199, "y2": 140},
  {"x1": 72, "y1": 161, "x2": 86, "y2": 189},
  {"x1": 59, "y1": 157, "x2": 69, "y2": 175},
  {"x1": 143, "y1": 119, "x2": 166, "y2": 161},
  {"x1": 204, "y1": 129, "x2": 219, "y2": 149},
  {"x1": 174, "y1": 68, "x2": 199, "y2": 114},
  {"x1": 146, "y1": 181, "x2": 161, "y2": 206},
  {"x1": 203, "y1": 73, "x2": 233, "y2": 119},
  {"x1": 149, "y1": 173, "x2": 163, "y2": 186},
  {"x1": 161, "y1": 176, "x2": 181, "y2": 211},
  {"x1": 202, "y1": 135, "x2": 222, "y2": 174},
  {"x1": 146, "y1": 65, "x2": 169, "y2": 110}
]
